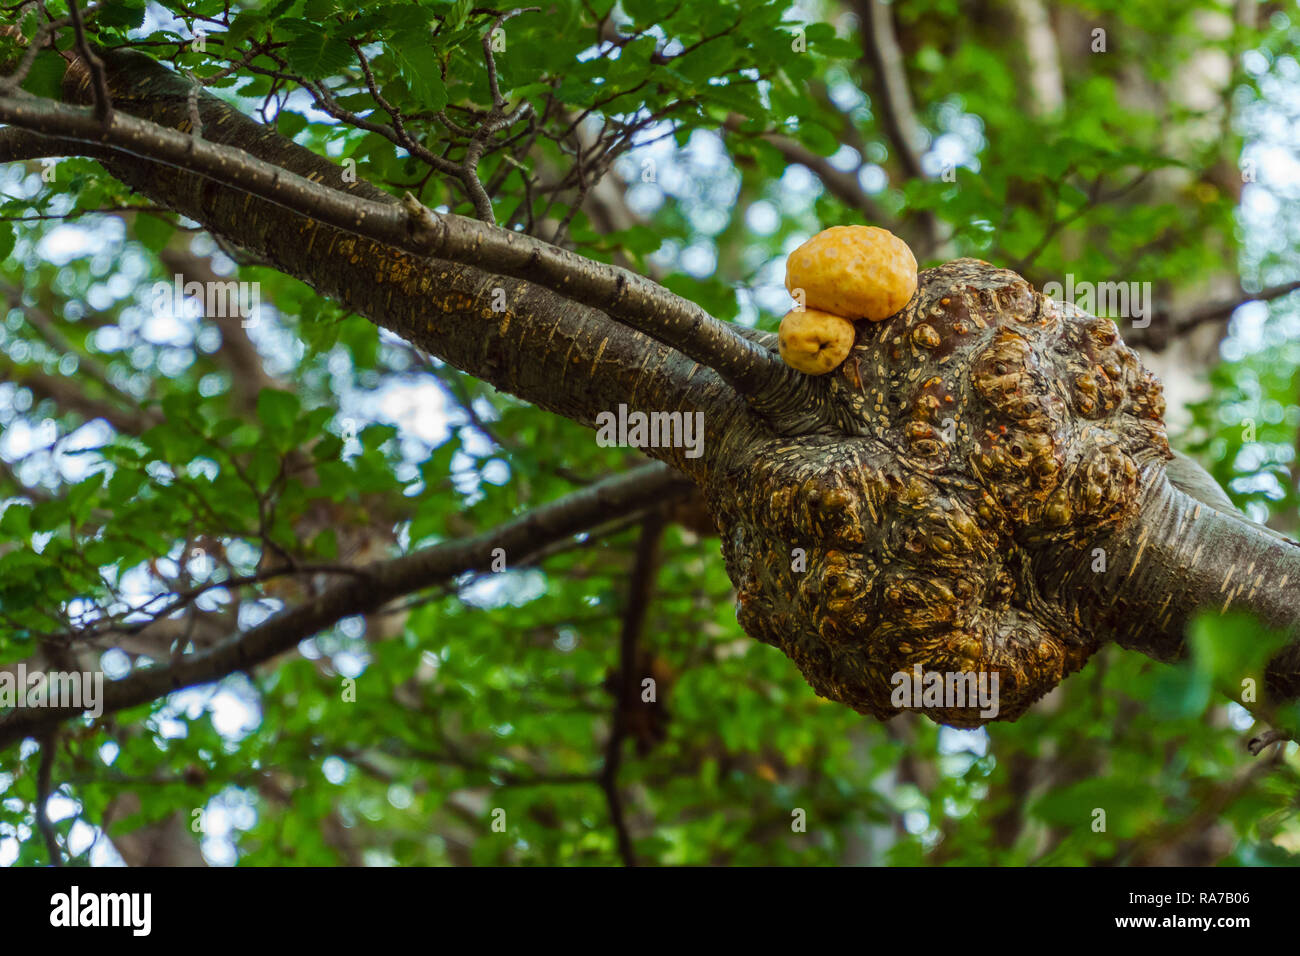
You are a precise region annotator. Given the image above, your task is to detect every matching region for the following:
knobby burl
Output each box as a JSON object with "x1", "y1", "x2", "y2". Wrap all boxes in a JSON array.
[{"x1": 707, "y1": 259, "x2": 1171, "y2": 727}]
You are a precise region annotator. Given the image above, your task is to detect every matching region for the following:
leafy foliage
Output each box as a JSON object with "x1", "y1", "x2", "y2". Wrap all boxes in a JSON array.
[{"x1": 1, "y1": 0, "x2": 1299, "y2": 866}]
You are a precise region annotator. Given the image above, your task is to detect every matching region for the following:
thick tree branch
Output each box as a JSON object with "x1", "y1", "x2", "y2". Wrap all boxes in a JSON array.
[
  {"x1": 0, "y1": 61, "x2": 792, "y2": 411},
  {"x1": 0, "y1": 462, "x2": 691, "y2": 752},
  {"x1": 1044, "y1": 468, "x2": 1300, "y2": 717},
  {"x1": 0, "y1": 49, "x2": 788, "y2": 476}
]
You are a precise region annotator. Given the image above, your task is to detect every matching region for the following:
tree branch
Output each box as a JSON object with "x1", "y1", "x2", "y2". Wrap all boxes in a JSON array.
[
  {"x1": 0, "y1": 462, "x2": 691, "y2": 752},
  {"x1": 852, "y1": 0, "x2": 948, "y2": 257},
  {"x1": 723, "y1": 116, "x2": 891, "y2": 225},
  {"x1": 3, "y1": 53, "x2": 762, "y2": 476},
  {"x1": 1125, "y1": 279, "x2": 1300, "y2": 349},
  {"x1": 855, "y1": 0, "x2": 924, "y2": 181},
  {"x1": 66, "y1": 0, "x2": 110, "y2": 123},
  {"x1": 1, "y1": 361, "x2": 159, "y2": 434},
  {"x1": 36, "y1": 732, "x2": 63, "y2": 866},
  {"x1": 0, "y1": 74, "x2": 792, "y2": 411},
  {"x1": 599, "y1": 509, "x2": 665, "y2": 866}
]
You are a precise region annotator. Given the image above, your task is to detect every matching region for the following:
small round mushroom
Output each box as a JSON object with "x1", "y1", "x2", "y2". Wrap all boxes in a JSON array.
[
  {"x1": 778, "y1": 308, "x2": 857, "y2": 375},
  {"x1": 785, "y1": 225, "x2": 918, "y2": 321}
]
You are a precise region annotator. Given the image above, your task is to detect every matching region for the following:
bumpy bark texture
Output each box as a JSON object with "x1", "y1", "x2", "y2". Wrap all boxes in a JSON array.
[{"x1": 708, "y1": 260, "x2": 1172, "y2": 726}]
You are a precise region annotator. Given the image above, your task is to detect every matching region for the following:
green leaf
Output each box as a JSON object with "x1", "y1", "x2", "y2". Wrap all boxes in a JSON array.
[
  {"x1": 1031, "y1": 777, "x2": 1157, "y2": 838},
  {"x1": 360, "y1": 424, "x2": 397, "y2": 452},
  {"x1": 1148, "y1": 663, "x2": 1212, "y2": 721},
  {"x1": 622, "y1": 0, "x2": 659, "y2": 24},
  {"x1": 247, "y1": 444, "x2": 281, "y2": 490},
  {"x1": 1188, "y1": 610, "x2": 1293, "y2": 698},
  {"x1": 302, "y1": 0, "x2": 340, "y2": 18},
  {"x1": 282, "y1": 29, "x2": 354, "y2": 79},
  {"x1": 227, "y1": 13, "x2": 267, "y2": 46},
  {"x1": 134, "y1": 214, "x2": 174, "y2": 253},
  {"x1": 446, "y1": 0, "x2": 473, "y2": 31},
  {"x1": 30, "y1": 498, "x2": 68, "y2": 533},
  {"x1": 158, "y1": 397, "x2": 193, "y2": 430},
  {"x1": 257, "y1": 389, "x2": 301, "y2": 447},
  {"x1": 796, "y1": 122, "x2": 839, "y2": 157},
  {"x1": 379, "y1": 6, "x2": 433, "y2": 36},
  {"x1": 66, "y1": 473, "x2": 104, "y2": 522},
  {"x1": 391, "y1": 44, "x2": 447, "y2": 111},
  {"x1": 0, "y1": 503, "x2": 32, "y2": 537},
  {"x1": 98, "y1": 0, "x2": 147, "y2": 30},
  {"x1": 21, "y1": 51, "x2": 67, "y2": 100}
]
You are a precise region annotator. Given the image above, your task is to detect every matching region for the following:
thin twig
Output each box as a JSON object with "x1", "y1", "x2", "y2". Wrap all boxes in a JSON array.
[
  {"x1": 36, "y1": 732, "x2": 63, "y2": 866},
  {"x1": 482, "y1": 8, "x2": 540, "y2": 108},
  {"x1": 1127, "y1": 278, "x2": 1300, "y2": 349},
  {"x1": 68, "y1": 0, "x2": 111, "y2": 123}
]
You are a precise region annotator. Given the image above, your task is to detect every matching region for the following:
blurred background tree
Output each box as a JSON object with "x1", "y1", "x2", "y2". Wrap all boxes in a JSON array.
[{"x1": 1, "y1": 0, "x2": 1299, "y2": 866}]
